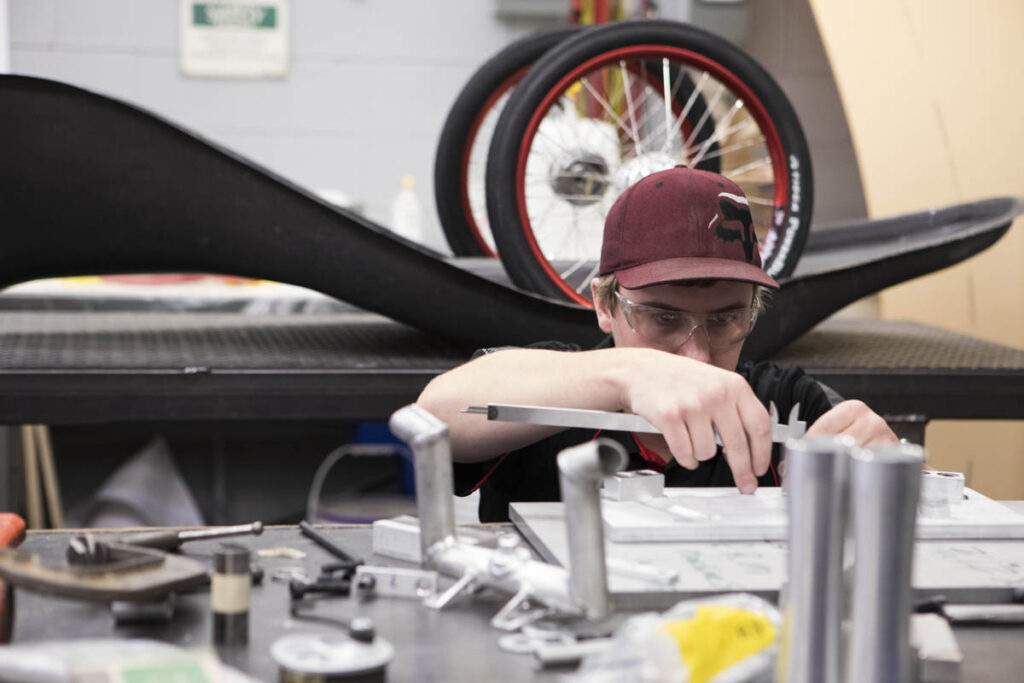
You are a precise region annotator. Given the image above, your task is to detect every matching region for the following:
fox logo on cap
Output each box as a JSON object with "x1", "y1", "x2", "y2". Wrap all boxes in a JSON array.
[{"x1": 711, "y1": 192, "x2": 757, "y2": 263}]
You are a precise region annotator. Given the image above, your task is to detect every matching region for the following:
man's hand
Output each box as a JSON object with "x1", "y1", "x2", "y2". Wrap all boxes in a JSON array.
[
  {"x1": 805, "y1": 399, "x2": 898, "y2": 446},
  {"x1": 616, "y1": 350, "x2": 772, "y2": 494}
]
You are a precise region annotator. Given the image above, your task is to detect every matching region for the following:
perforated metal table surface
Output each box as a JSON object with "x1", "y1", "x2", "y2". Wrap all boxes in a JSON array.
[{"x1": 0, "y1": 311, "x2": 1020, "y2": 424}]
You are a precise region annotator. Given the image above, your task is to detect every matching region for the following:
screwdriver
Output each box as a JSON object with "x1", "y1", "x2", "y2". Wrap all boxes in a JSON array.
[{"x1": 117, "y1": 521, "x2": 264, "y2": 552}]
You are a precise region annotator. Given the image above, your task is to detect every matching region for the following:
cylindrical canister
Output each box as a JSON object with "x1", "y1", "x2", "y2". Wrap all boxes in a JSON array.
[
  {"x1": 846, "y1": 442, "x2": 925, "y2": 683},
  {"x1": 212, "y1": 543, "x2": 251, "y2": 646},
  {"x1": 776, "y1": 435, "x2": 853, "y2": 683}
]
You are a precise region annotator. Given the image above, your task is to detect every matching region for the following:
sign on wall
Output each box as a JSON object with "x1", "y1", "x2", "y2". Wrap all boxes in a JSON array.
[{"x1": 179, "y1": 1, "x2": 290, "y2": 78}]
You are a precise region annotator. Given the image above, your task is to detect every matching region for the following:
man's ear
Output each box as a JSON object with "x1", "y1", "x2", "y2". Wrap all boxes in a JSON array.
[{"x1": 591, "y1": 279, "x2": 614, "y2": 334}]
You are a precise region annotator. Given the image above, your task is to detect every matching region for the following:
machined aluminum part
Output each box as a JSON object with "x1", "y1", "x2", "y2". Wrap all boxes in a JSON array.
[
  {"x1": 776, "y1": 435, "x2": 853, "y2": 683},
  {"x1": 602, "y1": 469, "x2": 664, "y2": 502},
  {"x1": 390, "y1": 404, "x2": 619, "y2": 627},
  {"x1": 558, "y1": 439, "x2": 628, "y2": 620},
  {"x1": 388, "y1": 405, "x2": 456, "y2": 558},
  {"x1": 846, "y1": 442, "x2": 925, "y2": 683},
  {"x1": 919, "y1": 470, "x2": 966, "y2": 518}
]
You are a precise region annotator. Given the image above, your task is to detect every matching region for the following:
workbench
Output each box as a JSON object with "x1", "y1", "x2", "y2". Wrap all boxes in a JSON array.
[
  {"x1": 8, "y1": 522, "x2": 1024, "y2": 682},
  {"x1": 0, "y1": 310, "x2": 1020, "y2": 424}
]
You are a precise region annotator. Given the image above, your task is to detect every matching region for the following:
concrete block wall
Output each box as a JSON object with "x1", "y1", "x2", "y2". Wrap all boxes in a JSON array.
[{"x1": 7, "y1": 0, "x2": 864, "y2": 254}]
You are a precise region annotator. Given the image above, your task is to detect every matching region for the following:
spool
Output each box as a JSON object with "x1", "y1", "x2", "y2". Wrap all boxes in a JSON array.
[
  {"x1": 212, "y1": 543, "x2": 250, "y2": 646},
  {"x1": 271, "y1": 632, "x2": 394, "y2": 682}
]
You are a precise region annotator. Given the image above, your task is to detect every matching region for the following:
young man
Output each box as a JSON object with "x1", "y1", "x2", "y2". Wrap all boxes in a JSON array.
[{"x1": 418, "y1": 167, "x2": 897, "y2": 522}]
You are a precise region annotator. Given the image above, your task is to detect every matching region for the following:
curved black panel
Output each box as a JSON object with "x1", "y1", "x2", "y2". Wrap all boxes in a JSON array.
[
  {"x1": 0, "y1": 75, "x2": 601, "y2": 350},
  {"x1": 0, "y1": 76, "x2": 1019, "y2": 359},
  {"x1": 743, "y1": 197, "x2": 1022, "y2": 361}
]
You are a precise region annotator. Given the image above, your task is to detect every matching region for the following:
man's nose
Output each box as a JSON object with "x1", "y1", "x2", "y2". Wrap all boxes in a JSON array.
[{"x1": 675, "y1": 325, "x2": 712, "y2": 363}]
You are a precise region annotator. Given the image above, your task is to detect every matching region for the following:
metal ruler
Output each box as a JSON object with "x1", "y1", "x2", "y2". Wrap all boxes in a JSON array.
[{"x1": 463, "y1": 401, "x2": 806, "y2": 444}]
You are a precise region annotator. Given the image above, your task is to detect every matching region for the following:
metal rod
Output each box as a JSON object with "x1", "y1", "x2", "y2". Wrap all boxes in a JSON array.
[
  {"x1": 297, "y1": 521, "x2": 361, "y2": 566},
  {"x1": 846, "y1": 442, "x2": 924, "y2": 683},
  {"x1": 557, "y1": 438, "x2": 627, "y2": 620},
  {"x1": 776, "y1": 435, "x2": 852, "y2": 683},
  {"x1": 388, "y1": 405, "x2": 456, "y2": 559}
]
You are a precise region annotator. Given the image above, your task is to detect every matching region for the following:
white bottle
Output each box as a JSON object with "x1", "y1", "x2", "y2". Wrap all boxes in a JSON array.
[{"x1": 389, "y1": 174, "x2": 423, "y2": 244}]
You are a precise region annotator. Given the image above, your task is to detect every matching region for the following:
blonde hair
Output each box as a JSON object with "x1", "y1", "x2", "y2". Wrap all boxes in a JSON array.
[{"x1": 593, "y1": 274, "x2": 771, "y2": 314}]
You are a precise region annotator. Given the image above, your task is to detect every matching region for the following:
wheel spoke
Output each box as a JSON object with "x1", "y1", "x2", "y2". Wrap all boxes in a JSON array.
[
  {"x1": 685, "y1": 128, "x2": 762, "y2": 164},
  {"x1": 662, "y1": 58, "x2": 673, "y2": 148},
  {"x1": 689, "y1": 99, "x2": 744, "y2": 167},
  {"x1": 663, "y1": 70, "x2": 709, "y2": 156},
  {"x1": 723, "y1": 156, "x2": 772, "y2": 179},
  {"x1": 683, "y1": 81, "x2": 726, "y2": 150},
  {"x1": 573, "y1": 260, "x2": 602, "y2": 294},
  {"x1": 580, "y1": 77, "x2": 641, "y2": 149},
  {"x1": 620, "y1": 60, "x2": 643, "y2": 157}
]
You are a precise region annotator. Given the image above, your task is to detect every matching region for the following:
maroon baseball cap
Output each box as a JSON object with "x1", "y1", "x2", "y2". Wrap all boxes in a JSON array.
[{"x1": 599, "y1": 167, "x2": 779, "y2": 290}]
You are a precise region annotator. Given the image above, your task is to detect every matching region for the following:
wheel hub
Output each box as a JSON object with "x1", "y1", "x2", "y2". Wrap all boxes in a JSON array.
[{"x1": 549, "y1": 152, "x2": 610, "y2": 206}]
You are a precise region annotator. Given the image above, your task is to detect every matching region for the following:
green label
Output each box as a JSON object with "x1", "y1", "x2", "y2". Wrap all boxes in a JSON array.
[
  {"x1": 122, "y1": 662, "x2": 210, "y2": 683},
  {"x1": 193, "y1": 3, "x2": 277, "y2": 29}
]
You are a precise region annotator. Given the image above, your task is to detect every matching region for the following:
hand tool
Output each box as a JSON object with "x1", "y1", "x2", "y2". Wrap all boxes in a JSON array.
[
  {"x1": 299, "y1": 520, "x2": 364, "y2": 568},
  {"x1": 463, "y1": 401, "x2": 806, "y2": 444},
  {"x1": 289, "y1": 575, "x2": 353, "y2": 600},
  {"x1": 116, "y1": 521, "x2": 264, "y2": 552}
]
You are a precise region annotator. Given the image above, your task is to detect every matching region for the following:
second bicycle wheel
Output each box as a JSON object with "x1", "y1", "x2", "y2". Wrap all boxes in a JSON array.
[
  {"x1": 434, "y1": 26, "x2": 579, "y2": 257},
  {"x1": 486, "y1": 19, "x2": 813, "y2": 305}
]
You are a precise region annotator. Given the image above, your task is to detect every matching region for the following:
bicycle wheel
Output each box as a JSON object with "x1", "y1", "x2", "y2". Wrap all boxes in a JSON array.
[
  {"x1": 486, "y1": 19, "x2": 813, "y2": 304},
  {"x1": 434, "y1": 26, "x2": 579, "y2": 257}
]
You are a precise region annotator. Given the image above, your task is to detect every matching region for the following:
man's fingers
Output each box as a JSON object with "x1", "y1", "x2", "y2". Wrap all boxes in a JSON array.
[
  {"x1": 714, "y1": 408, "x2": 757, "y2": 494},
  {"x1": 687, "y1": 414, "x2": 718, "y2": 463},
  {"x1": 806, "y1": 400, "x2": 899, "y2": 447},
  {"x1": 737, "y1": 397, "x2": 772, "y2": 476},
  {"x1": 662, "y1": 422, "x2": 699, "y2": 470},
  {"x1": 805, "y1": 401, "x2": 858, "y2": 437}
]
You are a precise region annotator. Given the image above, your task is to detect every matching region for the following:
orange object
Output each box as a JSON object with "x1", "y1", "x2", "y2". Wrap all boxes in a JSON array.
[
  {"x1": 0, "y1": 513, "x2": 26, "y2": 548},
  {"x1": 0, "y1": 513, "x2": 26, "y2": 643}
]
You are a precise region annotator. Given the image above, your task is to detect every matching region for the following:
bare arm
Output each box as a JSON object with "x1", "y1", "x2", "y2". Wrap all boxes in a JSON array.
[{"x1": 417, "y1": 346, "x2": 772, "y2": 493}]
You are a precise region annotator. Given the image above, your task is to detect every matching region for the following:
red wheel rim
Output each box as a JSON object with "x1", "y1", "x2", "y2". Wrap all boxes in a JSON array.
[
  {"x1": 459, "y1": 67, "x2": 529, "y2": 257},
  {"x1": 516, "y1": 45, "x2": 789, "y2": 306}
]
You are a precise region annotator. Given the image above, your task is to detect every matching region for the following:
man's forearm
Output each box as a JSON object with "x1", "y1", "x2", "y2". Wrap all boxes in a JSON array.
[{"x1": 416, "y1": 348, "x2": 638, "y2": 462}]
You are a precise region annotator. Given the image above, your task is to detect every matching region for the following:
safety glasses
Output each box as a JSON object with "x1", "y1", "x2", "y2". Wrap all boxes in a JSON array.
[{"x1": 614, "y1": 290, "x2": 758, "y2": 350}]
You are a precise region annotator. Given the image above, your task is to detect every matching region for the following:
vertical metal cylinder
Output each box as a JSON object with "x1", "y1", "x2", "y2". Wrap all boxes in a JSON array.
[
  {"x1": 557, "y1": 438, "x2": 627, "y2": 620},
  {"x1": 211, "y1": 543, "x2": 250, "y2": 646},
  {"x1": 777, "y1": 435, "x2": 852, "y2": 683},
  {"x1": 846, "y1": 442, "x2": 924, "y2": 683},
  {"x1": 388, "y1": 404, "x2": 456, "y2": 561}
]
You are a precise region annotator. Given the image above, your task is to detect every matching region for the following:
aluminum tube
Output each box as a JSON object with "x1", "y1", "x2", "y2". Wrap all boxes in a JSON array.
[
  {"x1": 776, "y1": 436, "x2": 852, "y2": 683},
  {"x1": 846, "y1": 442, "x2": 924, "y2": 683},
  {"x1": 557, "y1": 439, "x2": 628, "y2": 620},
  {"x1": 388, "y1": 404, "x2": 457, "y2": 560}
]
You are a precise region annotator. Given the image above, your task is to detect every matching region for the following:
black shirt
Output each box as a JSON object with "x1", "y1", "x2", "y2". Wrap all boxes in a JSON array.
[{"x1": 452, "y1": 339, "x2": 842, "y2": 522}]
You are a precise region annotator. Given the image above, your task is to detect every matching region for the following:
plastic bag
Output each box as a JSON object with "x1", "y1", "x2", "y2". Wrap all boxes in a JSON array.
[{"x1": 567, "y1": 593, "x2": 780, "y2": 683}]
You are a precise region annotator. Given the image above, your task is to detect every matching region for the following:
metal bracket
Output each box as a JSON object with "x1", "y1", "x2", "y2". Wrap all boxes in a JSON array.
[
  {"x1": 353, "y1": 565, "x2": 438, "y2": 600},
  {"x1": 490, "y1": 587, "x2": 555, "y2": 631},
  {"x1": 423, "y1": 569, "x2": 478, "y2": 610}
]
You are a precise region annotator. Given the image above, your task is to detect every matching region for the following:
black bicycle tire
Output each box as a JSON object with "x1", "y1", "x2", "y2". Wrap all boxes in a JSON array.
[
  {"x1": 486, "y1": 19, "x2": 813, "y2": 303},
  {"x1": 434, "y1": 26, "x2": 580, "y2": 257}
]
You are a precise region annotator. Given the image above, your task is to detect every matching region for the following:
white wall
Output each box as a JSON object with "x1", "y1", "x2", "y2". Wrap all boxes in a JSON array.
[{"x1": 8, "y1": 0, "x2": 864, "y2": 252}]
